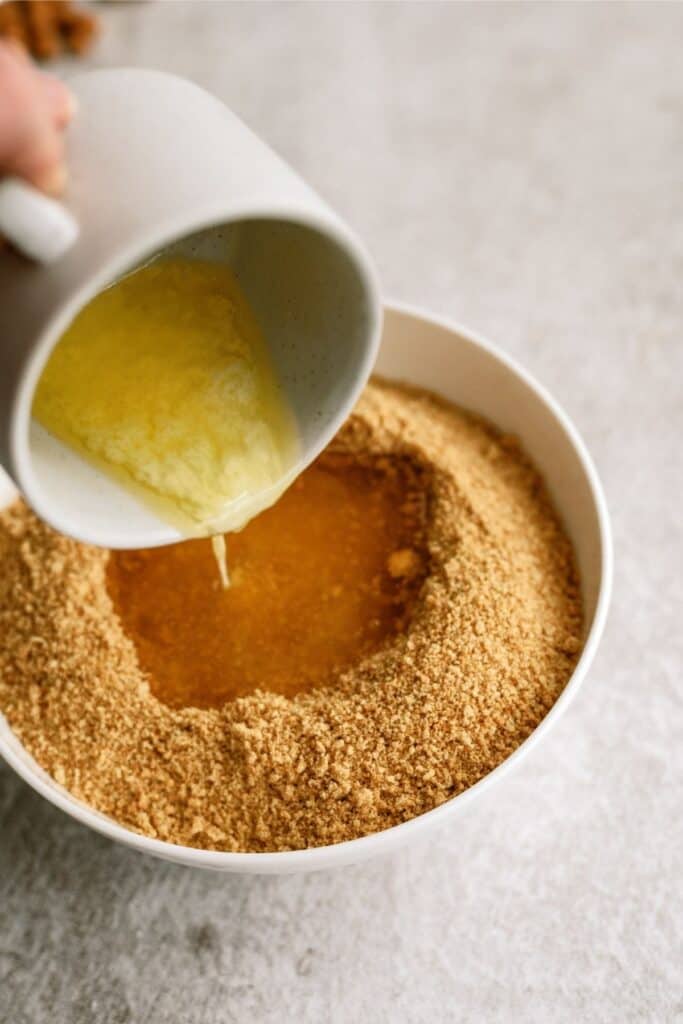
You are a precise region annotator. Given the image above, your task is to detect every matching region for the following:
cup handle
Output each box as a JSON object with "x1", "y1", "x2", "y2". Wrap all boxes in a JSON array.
[{"x1": 0, "y1": 178, "x2": 79, "y2": 264}]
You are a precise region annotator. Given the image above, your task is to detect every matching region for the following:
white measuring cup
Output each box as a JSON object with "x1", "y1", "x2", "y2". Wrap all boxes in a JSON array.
[{"x1": 0, "y1": 68, "x2": 381, "y2": 548}]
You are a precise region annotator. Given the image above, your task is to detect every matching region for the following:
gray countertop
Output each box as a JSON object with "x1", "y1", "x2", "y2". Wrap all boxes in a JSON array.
[{"x1": 1, "y1": 3, "x2": 681, "y2": 1022}]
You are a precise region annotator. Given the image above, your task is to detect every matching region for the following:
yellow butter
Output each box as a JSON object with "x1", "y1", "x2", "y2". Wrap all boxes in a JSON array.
[{"x1": 33, "y1": 258, "x2": 299, "y2": 570}]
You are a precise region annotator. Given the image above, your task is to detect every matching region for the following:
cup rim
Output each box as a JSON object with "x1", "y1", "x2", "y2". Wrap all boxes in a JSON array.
[
  {"x1": 10, "y1": 201, "x2": 382, "y2": 548},
  {"x1": 0, "y1": 300, "x2": 613, "y2": 873}
]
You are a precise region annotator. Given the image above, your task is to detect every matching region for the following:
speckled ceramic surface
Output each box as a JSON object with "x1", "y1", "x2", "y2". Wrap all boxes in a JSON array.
[{"x1": 1, "y1": 3, "x2": 681, "y2": 1022}]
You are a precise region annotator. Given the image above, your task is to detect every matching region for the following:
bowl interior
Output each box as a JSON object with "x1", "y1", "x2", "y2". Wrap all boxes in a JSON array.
[{"x1": 0, "y1": 304, "x2": 610, "y2": 873}]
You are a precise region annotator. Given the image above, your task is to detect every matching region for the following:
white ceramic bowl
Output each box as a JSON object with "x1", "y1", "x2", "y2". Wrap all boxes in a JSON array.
[{"x1": 0, "y1": 304, "x2": 612, "y2": 873}]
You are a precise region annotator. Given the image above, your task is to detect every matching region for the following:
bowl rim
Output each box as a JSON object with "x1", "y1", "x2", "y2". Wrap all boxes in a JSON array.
[{"x1": 0, "y1": 300, "x2": 613, "y2": 874}]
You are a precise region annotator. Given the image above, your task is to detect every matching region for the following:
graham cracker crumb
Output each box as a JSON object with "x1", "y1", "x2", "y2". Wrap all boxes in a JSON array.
[{"x1": 0, "y1": 378, "x2": 582, "y2": 852}]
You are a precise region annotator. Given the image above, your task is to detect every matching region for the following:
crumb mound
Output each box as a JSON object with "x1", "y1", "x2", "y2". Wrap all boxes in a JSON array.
[{"x1": 0, "y1": 379, "x2": 582, "y2": 852}]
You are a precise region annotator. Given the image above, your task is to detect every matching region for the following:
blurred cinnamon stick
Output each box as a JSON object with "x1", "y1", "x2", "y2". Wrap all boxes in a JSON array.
[{"x1": 0, "y1": 1, "x2": 98, "y2": 60}]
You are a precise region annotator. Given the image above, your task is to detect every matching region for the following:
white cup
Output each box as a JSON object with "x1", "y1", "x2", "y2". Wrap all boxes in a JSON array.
[{"x1": 0, "y1": 68, "x2": 381, "y2": 548}]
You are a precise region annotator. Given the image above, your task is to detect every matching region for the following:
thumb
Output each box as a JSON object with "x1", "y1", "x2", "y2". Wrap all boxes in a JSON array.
[{"x1": 0, "y1": 41, "x2": 67, "y2": 195}]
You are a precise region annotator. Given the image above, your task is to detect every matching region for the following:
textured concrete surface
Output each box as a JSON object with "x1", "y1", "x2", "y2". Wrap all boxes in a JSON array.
[{"x1": 1, "y1": 3, "x2": 682, "y2": 1022}]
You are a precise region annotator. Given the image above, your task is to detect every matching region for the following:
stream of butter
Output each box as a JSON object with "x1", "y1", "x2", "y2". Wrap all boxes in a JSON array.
[{"x1": 32, "y1": 258, "x2": 299, "y2": 583}]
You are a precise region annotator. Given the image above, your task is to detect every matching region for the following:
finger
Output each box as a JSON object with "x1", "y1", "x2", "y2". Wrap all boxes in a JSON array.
[
  {"x1": 40, "y1": 73, "x2": 77, "y2": 129},
  {"x1": 8, "y1": 135, "x2": 67, "y2": 196},
  {"x1": 0, "y1": 41, "x2": 68, "y2": 195}
]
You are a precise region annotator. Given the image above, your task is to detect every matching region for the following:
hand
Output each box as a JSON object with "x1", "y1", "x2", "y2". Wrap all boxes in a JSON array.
[{"x1": 0, "y1": 40, "x2": 75, "y2": 196}]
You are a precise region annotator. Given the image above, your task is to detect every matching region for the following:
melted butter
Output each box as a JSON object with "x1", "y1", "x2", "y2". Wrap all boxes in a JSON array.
[
  {"x1": 33, "y1": 258, "x2": 299, "y2": 579},
  {"x1": 211, "y1": 534, "x2": 230, "y2": 589},
  {"x1": 107, "y1": 455, "x2": 427, "y2": 708}
]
